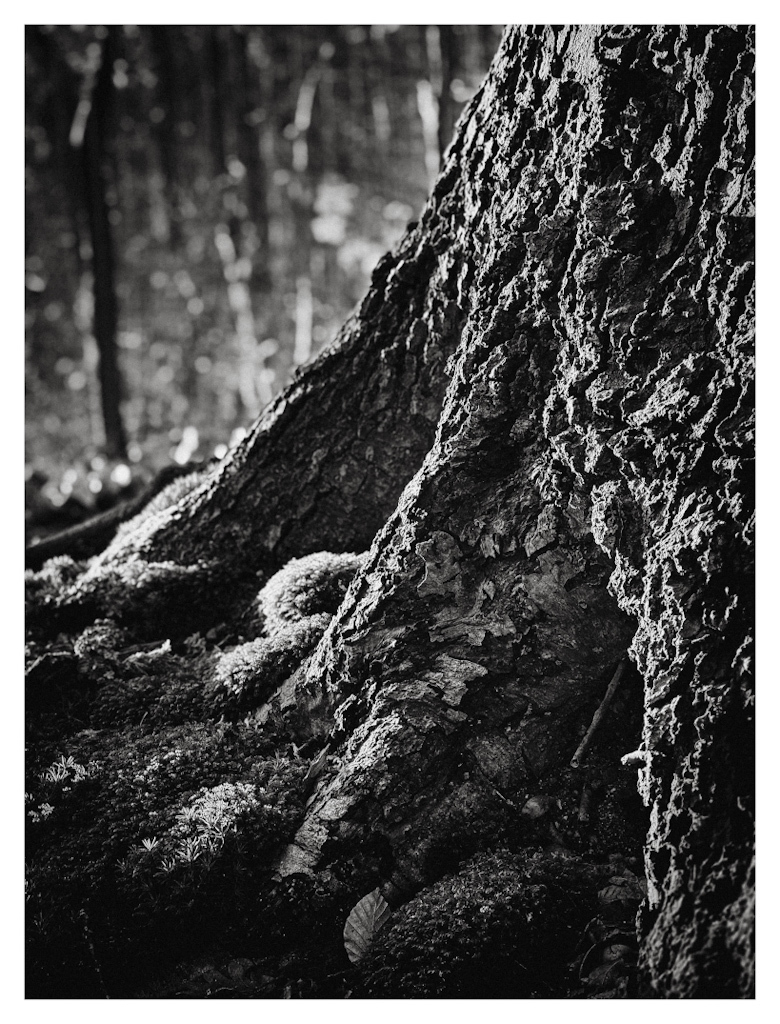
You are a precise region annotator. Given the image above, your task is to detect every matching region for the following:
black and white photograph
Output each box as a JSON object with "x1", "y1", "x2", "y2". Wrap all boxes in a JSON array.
[{"x1": 23, "y1": 12, "x2": 756, "y2": 1002}]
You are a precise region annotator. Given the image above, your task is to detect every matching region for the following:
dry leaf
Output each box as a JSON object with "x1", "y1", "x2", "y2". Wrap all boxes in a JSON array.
[{"x1": 343, "y1": 888, "x2": 391, "y2": 964}]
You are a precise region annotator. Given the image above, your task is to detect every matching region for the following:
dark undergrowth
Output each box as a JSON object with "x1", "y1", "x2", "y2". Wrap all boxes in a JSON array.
[{"x1": 26, "y1": 548, "x2": 644, "y2": 998}]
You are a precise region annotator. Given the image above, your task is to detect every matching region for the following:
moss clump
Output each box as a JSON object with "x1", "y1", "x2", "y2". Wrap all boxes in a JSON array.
[
  {"x1": 213, "y1": 614, "x2": 331, "y2": 710},
  {"x1": 357, "y1": 849, "x2": 612, "y2": 998},
  {"x1": 26, "y1": 622, "x2": 215, "y2": 735},
  {"x1": 27, "y1": 550, "x2": 239, "y2": 641},
  {"x1": 113, "y1": 470, "x2": 204, "y2": 541},
  {"x1": 25, "y1": 636, "x2": 84, "y2": 740},
  {"x1": 73, "y1": 619, "x2": 133, "y2": 678},
  {"x1": 82, "y1": 557, "x2": 217, "y2": 627},
  {"x1": 258, "y1": 551, "x2": 365, "y2": 632},
  {"x1": 90, "y1": 634, "x2": 216, "y2": 729},
  {"x1": 26, "y1": 550, "x2": 369, "y2": 996},
  {"x1": 89, "y1": 615, "x2": 332, "y2": 726},
  {"x1": 31, "y1": 551, "x2": 357, "y2": 739},
  {"x1": 25, "y1": 555, "x2": 86, "y2": 616}
]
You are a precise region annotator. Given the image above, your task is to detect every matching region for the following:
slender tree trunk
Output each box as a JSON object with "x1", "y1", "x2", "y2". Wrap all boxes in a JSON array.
[
  {"x1": 238, "y1": 26, "x2": 271, "y2": 286},
  {"x1": 428, "y1": 25, "x2": 457, "y2": 160},
  {"x1": 26, "y1": 27, "x2": 86, "y2": 278},
  {"x1": 80, "y1": 27, "x2": 127, "y2": 460},
  {"x1": 148, "y1": 26, "x2": 183, "y2": 249},
  {"x1": 29, "y1": 25, "x2": 754, "y2": 999},
  {"x1": 30, "y1": 25, "x2": 128, "y2": 460}
]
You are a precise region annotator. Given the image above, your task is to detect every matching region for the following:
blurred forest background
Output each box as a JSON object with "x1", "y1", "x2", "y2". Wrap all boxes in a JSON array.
[{"x1": 25, "y1": 24, "x2": 503, "y2": 544}]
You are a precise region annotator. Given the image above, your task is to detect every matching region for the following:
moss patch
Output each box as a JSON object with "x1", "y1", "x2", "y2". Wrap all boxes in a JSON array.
[{"x1": 357, "y1": 849, "x2": 614, "y2": 998}]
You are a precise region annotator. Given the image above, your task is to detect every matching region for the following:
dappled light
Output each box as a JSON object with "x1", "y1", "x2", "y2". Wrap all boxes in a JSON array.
[
  {"x1": 24, "y1": 24, "x2": 754, "y2": 1002},
  {"x1": 26, "y1": 25, "x2": 501, "y2": 543}
]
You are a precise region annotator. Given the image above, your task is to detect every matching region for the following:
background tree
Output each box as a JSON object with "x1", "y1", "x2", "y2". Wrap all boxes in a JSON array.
[
  {"x1": 25, "y1": 25, "x2": 502, "y2": 534},
  {"x1": 25, "y1": 24, "x2": 754, "y2": 999},
  {"x1": 76, "y1": 26, "x2": 128, "y2": 459},
  {"x1": 26, "y1": 25, "x2": 129, "y2": 463}
]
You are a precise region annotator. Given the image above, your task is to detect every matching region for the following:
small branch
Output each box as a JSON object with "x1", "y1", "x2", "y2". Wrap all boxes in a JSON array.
[
  {"x1": 479, "y1": 771, "x2": 519, "y2": 810},
  {"x1": 570, "y1": 659, "x2": 628, "y2": 769}
]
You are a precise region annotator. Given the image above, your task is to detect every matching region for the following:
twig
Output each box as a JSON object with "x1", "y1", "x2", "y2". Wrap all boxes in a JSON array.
[{"x1": 570, "y1": 659, "x2": 628, "y2": 769}]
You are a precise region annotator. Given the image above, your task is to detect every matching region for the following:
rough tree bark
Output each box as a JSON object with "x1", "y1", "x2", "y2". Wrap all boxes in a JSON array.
[{"x1": 28, "y1": 25, "x2": 754, "y2": 999}]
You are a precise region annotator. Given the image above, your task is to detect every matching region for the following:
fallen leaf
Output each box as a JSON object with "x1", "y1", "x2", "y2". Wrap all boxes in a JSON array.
[{"x1": 343, "y1": 888, "x2": 391, "y2": 964}]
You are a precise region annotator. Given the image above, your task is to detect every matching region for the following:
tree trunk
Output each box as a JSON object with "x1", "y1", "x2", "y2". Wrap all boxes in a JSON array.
[
  {"x1": 148, "y1": 26, "x2": 183, "y2": 249},
  {"x1": 27, "y1": 25, "x2": 754, "y2": 999},
  {"x1": 238, "y1": 26, "x2": 271, "y2": 287},
  {"x1": 80, "y1": 27, "x2": 128, "y2": 460}
]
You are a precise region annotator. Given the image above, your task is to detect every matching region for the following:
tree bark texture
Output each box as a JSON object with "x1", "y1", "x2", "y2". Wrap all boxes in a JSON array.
[{"x1": 30, "y1": 25, "x2": 754, "y2": 998}]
